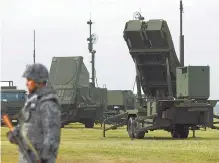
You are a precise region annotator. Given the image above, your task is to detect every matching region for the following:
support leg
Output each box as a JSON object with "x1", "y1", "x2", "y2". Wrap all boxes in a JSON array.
[
  {"x1": 103, "y1": 121, "x2": 106, "y2": 137},
  {"x1": 192, "y1": 129, "x2": 196, "y2": 138}
]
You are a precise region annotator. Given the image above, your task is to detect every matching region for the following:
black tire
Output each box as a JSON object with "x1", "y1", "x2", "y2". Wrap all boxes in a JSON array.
[
  {"x1": 128, "y1": 117, "x2": 145, "y2": 139},
  {"x1": 135, "y1": 130, "x2": 145, "y2": 139},
  {"x1": 128, "y1": 117, "x2": 135, "y2": 139},
  {"x1": 171, "y1": 125, "x2": 189, "y2": 139},
  {"x1": 84, "y1": 119, "x2": 94, "y2": 128}
]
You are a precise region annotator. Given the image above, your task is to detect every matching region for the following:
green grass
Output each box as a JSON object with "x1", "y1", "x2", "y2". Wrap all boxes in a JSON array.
[{"x1": 1, "y1": 124, "x2": 219, "y2": 163}]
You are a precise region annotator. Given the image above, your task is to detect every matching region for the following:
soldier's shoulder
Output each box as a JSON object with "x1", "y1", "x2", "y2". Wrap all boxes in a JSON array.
[{"x1": 39, "y1": 100, "x2": 60, "y2": 112}]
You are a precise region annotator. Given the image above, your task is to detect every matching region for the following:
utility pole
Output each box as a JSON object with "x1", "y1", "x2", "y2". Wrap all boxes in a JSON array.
[
  {"x1": 33, "y1": 30, "x2": 36, "y2": 63},
  {"x1": 180, "y1": 0, "x2": 184, "y2": 66},
  {"x1": 87, "y1": 16, "x2": 98, "y2": 87}
]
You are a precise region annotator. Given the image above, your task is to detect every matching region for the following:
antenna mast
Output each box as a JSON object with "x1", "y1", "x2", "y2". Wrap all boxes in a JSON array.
[
  {"x1": 180, "y1": 0, "x2": 184, "y2": 66},
  {"x1": 33, "y1": 30, "x2": 36, "y2": 63},
  {"x1": 87, "y1": 14, "x2": 98, "y2": 87}
]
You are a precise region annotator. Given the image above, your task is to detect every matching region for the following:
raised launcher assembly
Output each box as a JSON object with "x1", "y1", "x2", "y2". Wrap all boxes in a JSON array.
[
  {"x1": 1, "y1": 81, "x2": 26, "y2": 125},
  {"x1": 103, "y1": 13, "x2": 219, "y2": 139},
  {"x1": 48, "y1": 56, "x2": 107, "y2": 128}
]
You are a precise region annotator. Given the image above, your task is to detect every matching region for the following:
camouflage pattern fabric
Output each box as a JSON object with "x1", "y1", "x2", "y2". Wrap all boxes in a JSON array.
[
  {"x1": 22, "y1": 63, "x2": 49, "y2": 83},
  {"x1": 18, "y1": 85, "x2": 61, "y2": 163}
]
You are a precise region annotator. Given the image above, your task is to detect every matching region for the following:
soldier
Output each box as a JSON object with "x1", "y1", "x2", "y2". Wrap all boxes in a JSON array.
[{"x1": 6, "y1": 63, "x2": 61, "y2": 163}]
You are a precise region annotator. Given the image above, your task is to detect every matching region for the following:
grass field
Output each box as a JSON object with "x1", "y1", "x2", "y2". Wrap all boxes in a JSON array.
[{"x1": 1, "y1": 124, "x2": 219, "y2": 163}]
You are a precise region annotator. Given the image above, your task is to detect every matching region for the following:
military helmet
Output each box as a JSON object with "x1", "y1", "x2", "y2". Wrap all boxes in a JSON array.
[{"x1": 22, "y1": 63, "x2": 49, "y2": 83}]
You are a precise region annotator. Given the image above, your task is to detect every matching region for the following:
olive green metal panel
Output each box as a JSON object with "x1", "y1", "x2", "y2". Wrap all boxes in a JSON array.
[
  {"x1": 78, "y1": 62, "x2": 90, "y2": 87},
  {"x1": 123, "y1": 19, "x2": 180, "y2": 98},
  {"x1": 48, "y1": 56, "x2": 89, "y2": 105},
  {"x1": 89, "y1": 87, "x2": 108, "y2": 120},
  {"x1": 75, "y1": 86, "x2": 108, "y2": 120},
  {"x1": 122, "y1": 90, "x2": 135, "y2": 109},
  {"x1": 77, "y1": 86, "x2": 96, "y2": 120},
  {"x1": 176, "y1": 66, "x2": 210, "y2": 99},
  {"x1": 90, "y1": 87, "x2": 107, "y2": 107},
  {"x1": 1, "y1": 85, "x2": 26, "y2": 121},
  {"x1": 107, "y1": 90, "x2": 135, "y2": 109},
  {"x1": 146, "y1": 101, "x2": 157, "y2": 116},
  {"x1": 159, "y1": 99, "x2": 215, "y2": 126},
  {"x1": 74, "y1": 86, "x2": 107, "y2": 121},
  {"x1": 107, "y1": 90, "x2": 124, "y2": 105},
  {"x1": 1, "y1": 101, "x2": 25, "y2": 119},
  {"x1": 78, "y1": 86, "x2": 91, "y2": 104}
]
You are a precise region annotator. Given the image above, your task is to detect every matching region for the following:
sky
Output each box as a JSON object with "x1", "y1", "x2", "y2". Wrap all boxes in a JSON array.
[{"x1": 0, "y1": 0, "x2": 219, "y2": 100}]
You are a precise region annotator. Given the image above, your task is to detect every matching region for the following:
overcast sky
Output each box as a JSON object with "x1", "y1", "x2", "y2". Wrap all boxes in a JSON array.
[{"x1": 0, "y1": 0, "x2": 218, "y2": 100}]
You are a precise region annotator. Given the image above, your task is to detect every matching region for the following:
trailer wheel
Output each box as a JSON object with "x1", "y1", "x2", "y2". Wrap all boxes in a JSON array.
[
  {"x1": 171, "y1": 125, "x2": 189, "y2": 139},
  {"x1": 128, "y1": 117, "x2": 135, "y2": 139},
  {"x1": 128, "y1": 117, "x2": 145, "y2": 139},
  {"x1": 84, "y1": 119, "x2": 94, "y2": 128}
]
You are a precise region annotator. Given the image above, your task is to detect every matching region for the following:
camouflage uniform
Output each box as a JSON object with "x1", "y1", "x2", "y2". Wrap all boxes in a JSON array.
[{"x1": 9, "y1": 63, "x2": 61, "y2": 163}]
